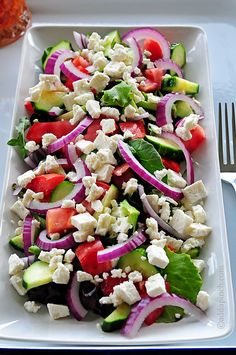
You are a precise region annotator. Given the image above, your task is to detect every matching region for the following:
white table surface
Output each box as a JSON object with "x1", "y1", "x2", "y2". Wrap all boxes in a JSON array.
[{"x1": 0, "y1": 0, "x2": 236, "y2": 349}]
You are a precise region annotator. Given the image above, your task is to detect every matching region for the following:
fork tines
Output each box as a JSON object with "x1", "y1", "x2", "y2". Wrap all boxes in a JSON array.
[{"x1": 218, "y1": 102, "x2": 236, "y2": 172}]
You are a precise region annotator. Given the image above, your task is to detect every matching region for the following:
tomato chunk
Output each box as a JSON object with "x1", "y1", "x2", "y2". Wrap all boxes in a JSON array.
[
  {"x1": 138, "y1": 79, "x2": 160, "y2": 93},
  {"x1": 24, "y1": 101, "x2": 34, "y2": 115},
  {"x1": 101, "y1": 275, "x2": 128, "y2": 296},
  {"x1": 26, "y1": 122, "x2": 74, "y2": 144},
  {"x1": 119, "y1": 120, "x2": 146, "y2": 139},
  {"x1": 144, "y1": 307, "x2": 164, "y2": 325},
  {"x1": 112, "y1": 163, "x2": 134, "y2": 189},
  {"x1": 143, "y1": 39, "x2": 163, "y2": 61},
  {"x1": 182, "y1": 124, "x2": 206, "y2": 153},
  {"x1": 46, "y1": 208, "x2": 77, "y2": 234},
  {"x1": 64, "y1": 77, "x2": 74, "y2": 91},
  {"x1": 75, "y1": 238, "x2": 112, "y2": 276},
  {"x1": 145, "y1": 68, "x2": 163, "y2": 87},
  {"x1": 72, "y1": 56, "x2": 90, "y2": 68},
  {"x1": 162, "y1": 158, "x2": 181, "y2": 173},
  {"x1": 26, "y1": 174, "x2": 65, "y2": 200},
  {"x1": 83, "y1": 119, "x2": 119, "y2": 141}
]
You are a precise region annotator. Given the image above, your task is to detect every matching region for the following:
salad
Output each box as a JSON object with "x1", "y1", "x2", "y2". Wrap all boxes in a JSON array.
[{"x1": 7, "y1": 27, "x2": 211, "y2": 338}]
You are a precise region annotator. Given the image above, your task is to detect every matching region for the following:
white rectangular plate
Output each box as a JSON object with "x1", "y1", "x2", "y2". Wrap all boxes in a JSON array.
[{"x1": 0, "y1": 24, "x2": 234, "y2": 347}]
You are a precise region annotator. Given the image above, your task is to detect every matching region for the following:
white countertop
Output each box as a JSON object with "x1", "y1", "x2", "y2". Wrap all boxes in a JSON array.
[{"x1": 0, "y1": 0, "x2": 236, "y2": 349}]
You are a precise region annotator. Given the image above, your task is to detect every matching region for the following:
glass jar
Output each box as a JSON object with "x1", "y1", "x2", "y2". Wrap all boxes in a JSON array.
[{"x1": 0, "y1": 0, "x2": 32, "y2": 47}]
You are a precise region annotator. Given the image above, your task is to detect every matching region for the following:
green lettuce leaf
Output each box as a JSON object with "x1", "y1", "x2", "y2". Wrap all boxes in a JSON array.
[
  {"x1": 101, "y1": 81, "x2": 134, "y2": 107},
  {"x1": 163, "y1": 248, "x2": 202, "y2": 303},
  {"x1": 156, "y1": 306, "x2": 184, "y2": 323},
  {"x1": 7, "y1": 117, "x2": 30, "y2": 159},
  {"x1": 129, "y1": 139, "x2": 165, "y2": 175}
]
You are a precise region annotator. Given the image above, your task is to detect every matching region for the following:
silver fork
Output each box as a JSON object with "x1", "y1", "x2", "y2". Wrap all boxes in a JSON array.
[{"x1": 218, "y1": 102, "x2": 236, "y2": 192}]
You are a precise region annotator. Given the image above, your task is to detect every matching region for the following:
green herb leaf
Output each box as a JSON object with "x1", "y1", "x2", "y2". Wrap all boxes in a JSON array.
[
  {"x1": 163, "y1": 248, "x2": 203, "y2": 303},
  {"x1": 156, "y1": 306, "x2": 184, "y2": 323},
  {"x1": 101, "y1": 81, "x2": 134, "y2": 107},
  {"x1": 7, "y1": 117, "x2": 30, "y2": 159},
  {"x1": 129, "y1": 139, "x2": 165, "y2": 175}
]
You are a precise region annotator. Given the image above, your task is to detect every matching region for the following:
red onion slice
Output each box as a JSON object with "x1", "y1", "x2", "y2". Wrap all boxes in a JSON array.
[
  {"x1": 154, "y1": 59, "x2": 183, "y2": 78},
  {"x1": 45, "y1": 50, "x2": 76, "y2": 78},
  {"x1": 24, "y1": 156, "x2": 37, "y2": 169},
  {"x1": 21, "y1": 255, "x2": 36, "y2": 268},
  {"x1": 36, "y1": 230, "x2": 76, "y2": 251},
  {"x1": 70, "y1": 158, "x2": 90, "y2": 183},
  {"x1": 122, "y1": 27, "x2": 170, "y2": 60},
  {"x1": 44, "y1": 49, "x2": 65, "y2": 74},
  {"x1": 47, "y1": 116, "x2": 93, "y2": 154},
  {"x1": 138, "y1": 185, "x2": 182, "y2": 239},
  {"x1": 97, "y1": 231, "x2": 146, "y2": 263},
  {"x1": 121, "y1": 293, "x2": 208, "y2": 338},
  {"x1": 73, "y1": 31, "x2": 89, "y2": 50},
  {"x1": 156, "y1": 93, "x2": 204, "y2": 127},
  {"x1": 118, "y1": 140, "x2": 183, "y2": 200},
  {"x1": 161, "y1": 132, "x2": 194, "y2": 185},
  {"x1": 66, "y1": 271, "x2": 88, "y2": 320},
  {"x1": 28, "y1": 182, "x2": 85, "y2": 214},
  {"x1": 24, "y1": 148, "x2": 47, "y2": 169},
  {"x1": 56, "y1": 158, "x2": 68, "y2": 166},
  {"x1": 64, "y1": 144, "x2": 79, "y2": 168},
  {"x1": 23, "y1": 216, "x2": 37, "y2": 256},
  {"x1": 60, "y1": 60, "x2": 90, "y2": 81},
  {"x1": 124, "y1": 37, "x2": 142, "y2": 71}
]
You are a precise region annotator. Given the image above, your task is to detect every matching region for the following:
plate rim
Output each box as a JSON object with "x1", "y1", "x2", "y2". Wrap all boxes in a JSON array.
[{"x1": 0, "y1": 23, "x2": 234, "y2": 346}]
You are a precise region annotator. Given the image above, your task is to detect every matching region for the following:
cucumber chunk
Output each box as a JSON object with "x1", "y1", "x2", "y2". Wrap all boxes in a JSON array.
[
  {"x1": 50, "y1": 181, "x2": 74, "y2": 202},
  {"x1": 32, "y1": 91, "x2": 66, "y2": 113},
  {"x1": 118, "y1": 247, "x2": 158, "y2": 278},
  {"x1": 9, "y1": 234, "x2": 24, "y2": 252},
  {"x1": 120, "y1": 200, "x2": 140, "y2": 231},
  {"x1": 175, "y1": 100, "x2": 193, "y2": 118},
  {"x1": 145, "y1": 135, "x2": 184, "y2": 162},
  {"x1": 186, "y1": 247, "x2": 200, "y2": 258},
  {"x1": 41, "y1": 40, "x2": 72, "y2": 70},
  {"x1": 170, "y1": 43, "x2": 186, "y2": 75},
  {"x1": 162, "y1": 75, "x2": 199, "y2": 95},
  {"x1": 28, "y1": 245, "x2": 41, "y2": 257},
  {"x1": 104, "y1": 30, "x2": 121, "y2": 57},
  {"x1": 23, "y1": 261, "x2": 53, "y2": 290},
  {"x1": 101, "y1": 303, "x2": 131, "y2": 332}
]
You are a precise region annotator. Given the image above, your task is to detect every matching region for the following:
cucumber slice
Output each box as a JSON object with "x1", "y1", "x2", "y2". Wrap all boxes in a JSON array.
[
  {"x1": 41, "y1": 40, "x2": 72, "y2": 70},
  {"x1": 104, "y1": 30, "x2": 121, "y2": 57},
  {"x1": 32, "y1": 91, "x2": 66, "y2": 113},
  {"x1": 162, "y1": 75, "x2": 199, "y2": 95},
  {"x1": 145, "y1": 135, "x2": 184, "y2": 162},
  {"x1": 170, "y1": 43, "x2": 186, "y2": 75},
  {"x1": 22, "y1": 261, "x2": 53, "y2": 290},
  {"x1": 118, "y1": 247, "x2": 158, "y2": 278},
  {"x1": 9, "y1": 234, "x2": 24, "y2": 252},
  {"x1": 175, "y1": 100, "x2": 193, "y2": 118},
  {"x1": 50, "y1": 181, "x2": 74, "y2": 202},
  {"x1": 101, "y1": 303, "x2": 131, "y2": 332}
]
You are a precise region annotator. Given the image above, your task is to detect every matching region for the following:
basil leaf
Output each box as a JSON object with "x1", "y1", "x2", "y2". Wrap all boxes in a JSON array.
[
  {"x1": 156, "y1": 306, "x2": 184, "y2": 323},
  {"x1": 101, "y1": 81, "x2": 134, "y2": 107},
  {"x1": 129, "y1": 139, "x2": 165, "y2": 175},
  {"x1": 7, "y1": 117, "x2": 30, "y2": 159},
  {"x1": 163, "y1": 248, "x2": 203, "y2": 303}
]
